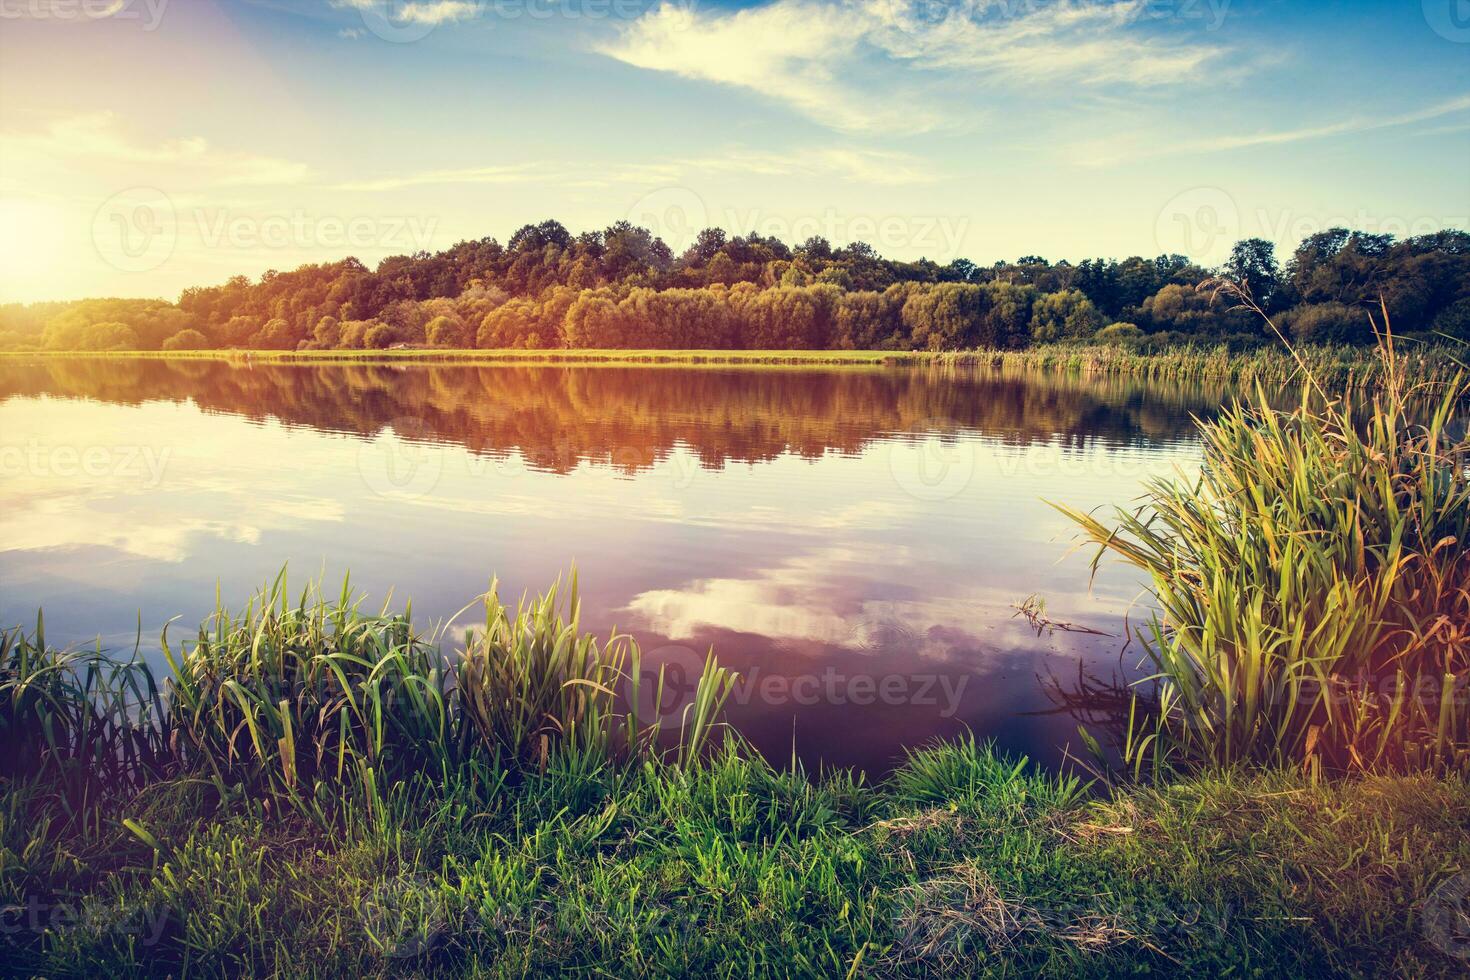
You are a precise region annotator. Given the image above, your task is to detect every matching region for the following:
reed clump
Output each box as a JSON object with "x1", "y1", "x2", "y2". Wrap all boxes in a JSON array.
[
  {"x1": 1, "y1": 622, "x2": 170, "y2": 818},
  {"x1": 1058, "y1": 318, "x2": 1470, "y2": 776},
  {"x1": 3, "y1": 571, "x2": 736, "y2": 819}
]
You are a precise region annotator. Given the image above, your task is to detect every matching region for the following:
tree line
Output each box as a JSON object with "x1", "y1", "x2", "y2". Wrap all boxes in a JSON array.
[{"x1": 2, "y1": 220, "x2": 1467, "y2": 352}]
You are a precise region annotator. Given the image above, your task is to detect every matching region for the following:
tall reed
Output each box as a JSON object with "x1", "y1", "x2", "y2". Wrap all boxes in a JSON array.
[
  {"x1": 457, "y1": 573, "x2": 736, "y2": 771},
  {"x1": 1057, "y1": 306, "x2": 1469, "y2": 776},
  {"x1": 3, "y1": 571, "x2": 737, "y2": 818},
  {"x1": 1, "y1": 618, "x2": 170, "y2": 817},
  {"x1": 161, "y1": 571, "x2": 455, "y2": 810}
]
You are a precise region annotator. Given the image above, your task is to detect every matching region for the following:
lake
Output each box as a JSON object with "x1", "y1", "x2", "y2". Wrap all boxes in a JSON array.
[{"x1": 0, "y1": 357, "x2": 1237, "y2": 773}]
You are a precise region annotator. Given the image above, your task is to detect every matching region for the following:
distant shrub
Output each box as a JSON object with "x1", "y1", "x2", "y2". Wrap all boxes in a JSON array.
[
  {"x1": 312, "y1": 315, "x2": 341, "y2": 348},
  {"x1": 1095, "y1": 322, "x2": 1144, "y2": 344},
  {"x1": 338, "y1": 320, "x2": 372, "y2": 349},
  {"x1": 1432, "y1": 297, "x2": 1470, "y2": 340},
  {"x1": 364, "y1": 322, "x2": 399, "y2": 349},
  {"x1": 1281, "y1": 302, "x2": 1374, "y2": 345},
  {"x1": 162, "y1": 328, "x2": 210, "y2": 351},
  {"x1": 252, "y1": 317, "x2": 303, "y2": 350},
  {"x1": 81, "y1": 321, "x2": 139, "y2": 350},
  {"x1": 425, "y1": 315, "x2": 468, "y2": 348}
]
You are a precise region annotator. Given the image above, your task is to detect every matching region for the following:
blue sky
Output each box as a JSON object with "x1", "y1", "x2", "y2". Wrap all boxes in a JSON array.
[{"x1": 0, "y1": 0, "x2": 1467, "y2": 301}]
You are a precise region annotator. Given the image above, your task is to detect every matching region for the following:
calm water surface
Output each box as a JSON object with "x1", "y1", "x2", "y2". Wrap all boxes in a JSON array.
[{"x1": 0, "y1": 358, "x2": 1239, "y2": 772}]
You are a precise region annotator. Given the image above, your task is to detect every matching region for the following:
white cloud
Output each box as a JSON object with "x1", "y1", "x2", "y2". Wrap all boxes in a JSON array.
[
  {"x1": 1185, "y1": 93, "x2": 1470, "y2": 154},
  {"x1": 681, "y1": 147, "x2": 939, "y2": 186},
  {"x1": 1074, "y1": 92, "x2": 1470, "y2": 166},
  {"x1": 597, "y1": 0, "x2": 1228, "y2": 133},
  {"x1": 329, "y1": 0, "x2": 478, "y2": 25},
  {"x1": 397, "y1": 1, "x2": 478, "y2": 24},
  {"x1": 333, "y1": 164, "x2": 547, "y2": 192},
  {"x1": 334, "y1": 145, "x2": 939, "y2": 192},
  {"x1": 2, "y1": 113, "x2": 313, "y2": 186}
]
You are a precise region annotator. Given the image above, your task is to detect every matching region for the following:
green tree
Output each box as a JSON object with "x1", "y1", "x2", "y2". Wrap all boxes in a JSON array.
[
  {"x1": 162, "y1": 328, "x2": 211, "y2": 351},
  {"x1": 1094, "y1": 322, "x2": 1144, "y2": 345},
  {"x1": 1028, "y1": 289, "x2": 1102, "y2": 341},
  {"x1": 1226, "y1": 238, "x2": 1282, "y2": 309},
  {"x1": 425, "y1": 315, "x2": 468, "y2": 347},
  {"x1": 312, "y1": 316, "x2": 341, "y2": 348},
  {"x1": 253, "y1": 318, "x2": 301, "y2": 349},
  {"x1": 81, "y1": 321, "x2": 139, "y2": 350}
]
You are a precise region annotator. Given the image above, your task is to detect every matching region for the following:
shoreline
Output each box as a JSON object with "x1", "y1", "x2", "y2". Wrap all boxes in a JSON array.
[{"x1": 3, "y1": 343, "x2": 1462, "y2": 387}]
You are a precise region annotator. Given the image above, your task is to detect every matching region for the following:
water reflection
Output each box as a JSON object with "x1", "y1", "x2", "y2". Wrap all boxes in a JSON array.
[{"x1": 0, "y1": 358, "x2": 1239, "y2": 773}]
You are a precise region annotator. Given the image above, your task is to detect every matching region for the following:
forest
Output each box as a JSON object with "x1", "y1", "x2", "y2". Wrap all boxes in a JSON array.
[{"x1": 2, "y1": 220, "x2": 1468, "y2": 353}]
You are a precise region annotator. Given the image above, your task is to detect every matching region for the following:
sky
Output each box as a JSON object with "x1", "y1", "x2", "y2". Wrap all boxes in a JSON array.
[{"x1": 0, "y1": 0, "x2": 1467, "y2": 303}]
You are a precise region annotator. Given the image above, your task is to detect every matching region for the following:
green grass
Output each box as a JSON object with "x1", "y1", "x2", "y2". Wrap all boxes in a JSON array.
[{"x1": 2, "y1": 737, "x2": 1466, "y2": 977}]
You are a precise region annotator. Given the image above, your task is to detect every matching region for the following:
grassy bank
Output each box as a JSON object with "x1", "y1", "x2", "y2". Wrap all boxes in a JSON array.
[
  {"x1": 3, "y1": 576, "x2": 1469, "y2": 977},
  {"x1": 3, "y1": 737, "x2": 1467, "y2": 977},
  {"x1": 2, "y1": 342, "x2": 1464, "y2": 388}
]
